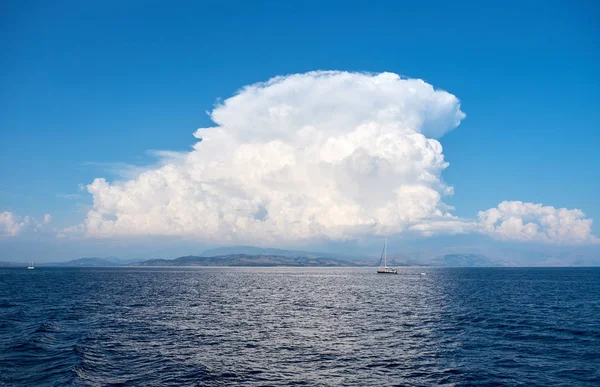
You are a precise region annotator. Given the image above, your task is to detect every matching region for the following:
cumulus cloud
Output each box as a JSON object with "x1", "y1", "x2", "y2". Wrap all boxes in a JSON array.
[
  {"x1": 73, "y1": 71, "x2": 597, "y2": 245},
  {"x1": 82, "y1": 71, "x2": 464, "y2": 242},
  {"x1": 0, "y1": 211, "x2": 51, "y2": 236},
  {"x1": 0, "y1": 212, "x2": 28, "y2": 236},
  {"x1": 478, "y1": 201, "x2": 598, "y2": 244}
]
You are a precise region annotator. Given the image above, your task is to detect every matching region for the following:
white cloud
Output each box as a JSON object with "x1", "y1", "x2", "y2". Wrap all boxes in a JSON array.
[
  {"x1": 81, "y1": 71, "x2": 464, "y2": 243},
  {"x1": 0, "y1": 212, "x2": 28, "y2": 236},
  {"x1": 478, "y1": 201, "x2": 598, "y2": 244},
  {"x1": 72, "y1": 71, "x2": 597, "y2": 246},
  {"x1": 0, "y1": 211, "x2": 52, "y2": 236}
]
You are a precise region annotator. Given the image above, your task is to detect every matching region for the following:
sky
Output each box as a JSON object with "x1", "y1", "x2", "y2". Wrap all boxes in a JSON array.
[{"x1": 1, "y1": 0, "x2": 599, "y2": 262}]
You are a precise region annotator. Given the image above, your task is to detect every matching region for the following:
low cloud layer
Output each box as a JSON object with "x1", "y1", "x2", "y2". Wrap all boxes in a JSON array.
[
  {"x1": 74, "y1": 71, "x2": 596, "y2": 245},
  {"x1": 0, "y1": 211, "x2": 51, "y2": 237}
]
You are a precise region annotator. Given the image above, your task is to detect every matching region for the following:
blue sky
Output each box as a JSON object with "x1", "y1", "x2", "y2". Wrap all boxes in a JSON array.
[{"x1": 1, "y1": 0, "x2": 598, "y2": 261}]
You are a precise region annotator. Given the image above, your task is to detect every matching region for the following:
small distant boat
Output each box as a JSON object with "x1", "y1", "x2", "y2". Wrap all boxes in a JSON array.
[
  {"x1": 377, "y1": 238, "x2": 397, "y2": 274},
  {"x1": 420, "y1": 272, "x2": 427, "y2": 276},
  {"x1": 27, "y1": 261, "x2": 34, "y2": 270}
]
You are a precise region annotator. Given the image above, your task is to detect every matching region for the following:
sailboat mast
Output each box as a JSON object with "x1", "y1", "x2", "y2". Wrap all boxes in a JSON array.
[{"x1": 384, "y1": 238, "x2": 387, "y2": 267}]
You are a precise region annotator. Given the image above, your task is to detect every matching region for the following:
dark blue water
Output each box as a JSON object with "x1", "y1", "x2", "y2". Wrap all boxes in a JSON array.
[{"x1": 1, "y1": 267, "x2": 599, "y2": 386}]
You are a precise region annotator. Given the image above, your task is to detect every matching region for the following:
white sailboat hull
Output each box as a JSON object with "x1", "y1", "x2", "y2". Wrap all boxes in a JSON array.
[{"x1": 377, "y1": 268, "x2": 397, "y2": 274}]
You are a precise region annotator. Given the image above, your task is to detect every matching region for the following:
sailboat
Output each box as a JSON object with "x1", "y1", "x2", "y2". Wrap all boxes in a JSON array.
[
  {"x1": 27, "y1": 261, "x2": 34, "y2": 270},
  {"x1": 377, "y1": 238, "x2": 397, "y2": 274}
]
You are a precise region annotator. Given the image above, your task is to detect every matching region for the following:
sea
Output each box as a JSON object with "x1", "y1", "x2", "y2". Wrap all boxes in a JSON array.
[{"x1": 1, "y1": 267, "x2": 599, "y2": 386}]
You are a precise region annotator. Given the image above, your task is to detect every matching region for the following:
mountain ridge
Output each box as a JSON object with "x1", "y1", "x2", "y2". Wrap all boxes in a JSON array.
[
  {"x1": 3, "y1": 244, "x2": 596, "y2": 267},
  {"x1": 132, "y1": 254, "x2": 369, "y2": 267}
]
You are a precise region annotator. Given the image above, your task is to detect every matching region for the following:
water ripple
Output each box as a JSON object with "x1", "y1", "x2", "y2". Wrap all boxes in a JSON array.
[{"x1": 1, "y1": 267, "x2": 599, "y2": 386}]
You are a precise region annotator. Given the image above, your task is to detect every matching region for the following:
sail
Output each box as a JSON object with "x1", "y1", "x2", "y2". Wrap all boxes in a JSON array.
[
  {"x1": 379, "y1": 238, "x2": 388, "y2": 268},
  {"x1": 377, "y1": 238, "x2": 397, "y2": 274},
  {"x1": 378, "y1": 242, "x2": 386, "y2": 268}
]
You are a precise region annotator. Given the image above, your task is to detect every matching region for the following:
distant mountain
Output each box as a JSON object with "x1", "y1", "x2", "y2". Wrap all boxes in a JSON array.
[
  {"x1": 4, "y1": 245, "x2": 544, "y2": 268},
  {"x1": 41, "y1": 257, "x2": 142, "y2": 267},
  {"x1": 200, "y1": 246, "x2": 361, "y2": 260},
  {"x1": 46, "y1": 257, "x2": 120, "y2": 267},
  {"x1": 133, "y1": 254, "x2": 369, "y2": 267},
  {"x1": 33, "y1": 251, "x2": 500, "y2": 268}
]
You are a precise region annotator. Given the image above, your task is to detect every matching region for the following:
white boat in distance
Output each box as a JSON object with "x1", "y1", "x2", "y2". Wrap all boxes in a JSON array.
[
  {"x1": 377, "y1": 238, "x2": 397, "y2": 274},
  {"x1": 27, "y1": 261, "x2": 34, "y2": 270}
]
